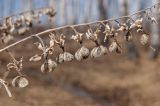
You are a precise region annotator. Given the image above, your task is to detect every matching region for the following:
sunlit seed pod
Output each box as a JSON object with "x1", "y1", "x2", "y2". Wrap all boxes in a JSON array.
[
  {"x1": 75, "y1": 50, "x2": 82, "y2": 61},
  {"x1": 41, "y1": 59, "x2": 57, "y2": 73},
  {"x1": 14, "y1": 19, "x2": 23, "y2": 27},
  {"x1": 49, "y1": 40, "x2": 54, "y2": 47},
  {"x1": 90, "y1": 45, "x2": 107, "y2": 58},
  {"x1": 109, "y1": 41, "x2": 118, "y2": 52},
  {"x1": 117, "y1": 26, "x2": 125, "y2": 31},
  {"x1": 29, "y1": 54, "x2": 41, "y2": 62},
  {"x1": 75, "y1": 46, "x2": 90, "y2": 61},
  {"x1": 63, "y1": 52, "x2": 74, "y2": 62},
  {"x1": 12, "y1": 76, "x2": 29, "y2": 88},
  {"x1": 130, "y1": 23, "x2": 136, "y2": 29},
  {"x1": 140, "y1": 34, "x2": 149, "y2": 45},
  {"x1": 56, "y1": 52, "x2": 74, "y2": 63},
  {"x1": 47, "y1": 59, "x2": 57, "y2": 72},
  {"x1": 56, "y1": 53, "x2": 64, "y2": 64},
  {"x1": 18, "y1": 27, "x2": 29, "y2": 35}
]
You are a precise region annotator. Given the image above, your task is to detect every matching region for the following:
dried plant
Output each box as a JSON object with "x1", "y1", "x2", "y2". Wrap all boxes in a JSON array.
[
  {"x1": 0, "y1": 2, "x2": 160, "y2": 97},
  {"x1": 0, "y1": 7, "x2": 56, "y2": 44}
]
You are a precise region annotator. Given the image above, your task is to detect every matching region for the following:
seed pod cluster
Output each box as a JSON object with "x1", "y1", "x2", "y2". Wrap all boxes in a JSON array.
[{"x1": 0, "y1": 7, "x2": 55, "y2": 44}]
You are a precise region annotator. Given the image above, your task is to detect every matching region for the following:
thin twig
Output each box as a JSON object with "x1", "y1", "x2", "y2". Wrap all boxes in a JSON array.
[
  {"x1": 0, "y1": 78, "x2": 12, "y2": 97},
  {"x1": 0, "y1": 2, "x2": 160, "y2": 53}
]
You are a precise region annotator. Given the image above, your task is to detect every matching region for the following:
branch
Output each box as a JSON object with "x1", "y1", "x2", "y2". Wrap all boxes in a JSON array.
[{"x1": 0, "y1": 2, "x2": 160, "y2": 53}]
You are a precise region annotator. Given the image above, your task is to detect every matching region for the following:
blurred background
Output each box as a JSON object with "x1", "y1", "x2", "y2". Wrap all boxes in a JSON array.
[
  {"x1": 0, "y1": 0, "x2": 160, "y2": 106},
  {"x1": 0, "y1": 0, "x2": 152, "y2": 26}
]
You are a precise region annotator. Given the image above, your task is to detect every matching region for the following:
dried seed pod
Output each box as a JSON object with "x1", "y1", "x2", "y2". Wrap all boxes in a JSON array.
[
  {"x1": 71, "y1": 33, "x2": 83, "y2": 44},
  {"x1": 12, "y1": 76, "x2": 29, "y2": 88},
  {"x1": 41, "y1": 59, "x2": 57, "y2": 73},
  {"x1": 90, "y1": 45, "x2": 107, "y2": 58},
  {"x1": 151, "y1": 17, "x2": 158, "y2": 24},
  {"x1": 137, "y1": 28, "x2": 143, "y2": 33},
  {"x1": 56, "y1": 52, "x2": 74, "y2": 64},
  {"x1": 75, "y1": 46, "x2": 90, "y2": 61},
  {"x1": 140, "y1": 34, "x2": 149, "y2": 45},
  {"x1": 130, "y1": 18, "x2": 143, "y2": 29},
  {"x1": 117, "y1": 24, "x2": 128, "y2": 31},
  {"x1": 125, "y1": 31, "x2": 132, "y2": 41},
  {"x1": 109, "y1": 41, "x2": 122, "y2": 53},
  {"x1": 18, "y1": 27, "x2": 29, "y2": 35},
  {"x1": 1, "y1": 34, "x2": 14, "y2": 44},
  {"x1": 29, "y1": 54, "x2": 41, "y2": 61},
  {"x1": 109, "y1": 41, "x2": 118, "y2": 52},
  {"x1": 47, "y1": 59, "x2": 57, "y2": 72}
]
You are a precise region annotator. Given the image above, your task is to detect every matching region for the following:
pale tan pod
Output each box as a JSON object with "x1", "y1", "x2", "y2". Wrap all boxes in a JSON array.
[
  {"x1": 75, "y1": 49, "x2": 82, "y2": 61},
  {"x1": 41, "y1": 59, "x2": 57, "y2": 73},
  {"x1": 90, "y1": 45, "x2": 107, "y2": 58},
  {"x1": 140, "y1": 34, "x2": 149, "y2": 45},
  {"x1": 12, "y1": 76, "x2": 29, "y2": 88},
  {"x1": 18, "y1": 27, "x2": 29, "y2": 35},
  {"x1": 109, "y1": 41, "x2": 118, "y2": 52},
  {"x1": 56, "y1": 52, "x2": 74, "y2": 63},
  {"x1": 63, "y1": 52, "x2": 74, "y2": 62},
  {"x1": 56, "y1": 53, "x2": 64, "y2": 63},
  {"x1": 75, "y1": 46, "x2": 89, "y2": 61},
  {"x1": 40, "y1": 62, "x2": 48, "y2": 73},
  {"x1": 29, "y1": 54, "x2": 41, "y2": 61},
  {"x1": 47, "y1": 59, "x2": 57, "y2": 72}
]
